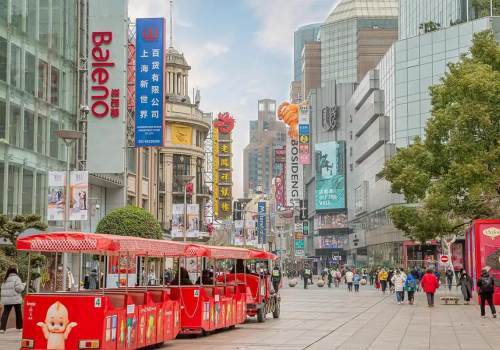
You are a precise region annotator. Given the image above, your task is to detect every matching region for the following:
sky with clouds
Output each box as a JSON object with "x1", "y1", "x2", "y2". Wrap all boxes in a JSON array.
[{"x1": 129, "y1": 0, "x2": 337, "y2": 197}]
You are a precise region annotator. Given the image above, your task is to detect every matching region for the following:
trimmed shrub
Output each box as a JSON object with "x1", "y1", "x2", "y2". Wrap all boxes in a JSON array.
[{"x1": 96, "y1": 206, "x2": 163, "y2": 240}]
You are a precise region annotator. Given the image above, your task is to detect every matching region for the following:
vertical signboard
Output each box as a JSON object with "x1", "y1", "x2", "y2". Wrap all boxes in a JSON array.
[
  {"x1": 315, "y1": 141, "x2": 346, "y2": 210},
  {"x1": 294, "y1": 239, "x2": 305, "y2": 257},
  {"x1": 213, "y1": 112, "x2": 234, "y2": 220},
  {"x1": 87, "y1": 0, "x2": 127, "y2": 173},
  {"x1": 298, "y1": 105, "x2": 310, "y2": 165},
  {"x1": 274, "y1": 175, "x2": 285, "y2": 209},
  {"x1": 171, "y1": 204, "x2": 200, "y2": 238},
  {"x1": 285, "y1": 134, "x2": 303, "y2": 207},
  {"x1": 257, "y1": 201, "x2": 267, "y2": 245},
  {"x1": 47, "y1": 171, "x2": 66, "y2": 221},
  {"x1": 69, "y1": 171, "x2": 89, "y2": 221},
  {"x1": 135, "y1": 18, "x2": 165, "y2": 147}
]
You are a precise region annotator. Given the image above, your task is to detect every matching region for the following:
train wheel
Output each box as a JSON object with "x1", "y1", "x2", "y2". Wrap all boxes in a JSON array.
[
  {"x1": 273, "y1": 298, "x2": 280, "y2": 319},
  {"x1": 257, "y1": 306, "x2": 266, "y2": 323}
]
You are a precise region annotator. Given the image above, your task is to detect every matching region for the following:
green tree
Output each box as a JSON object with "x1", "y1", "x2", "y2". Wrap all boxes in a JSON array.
[
  {"x1": 0, "y1": 214, "x2": 47, "y2": 256},
  {"x1": 96, "y1": 206, "x2": 163, "y2": 240},
  {"x1": 383, "y1": 31, "x2": 500, "y2": 243},
  {"x1": 471, "y1": 0, "x2": 500, "y2": 18}
]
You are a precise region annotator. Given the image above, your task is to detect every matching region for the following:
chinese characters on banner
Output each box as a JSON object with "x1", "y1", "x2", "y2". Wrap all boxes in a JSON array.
[
  {"x1": 257, "y1": 202, "x2": 267, "y2": 245},
  {"x1": 213, "y1": 113, "x2": 234, "y2": 219},
  {"x1": 298, "y1": 105, "x2": 310, "y2": 165},
  {"x1": 135, "y1": 18, "x2": 165, "y2": 147},
  {"x1": 47, "y1": 171, "x2": 89, "y2": 221}
]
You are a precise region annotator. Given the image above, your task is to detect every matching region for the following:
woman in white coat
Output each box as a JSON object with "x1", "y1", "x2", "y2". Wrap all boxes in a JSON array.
[{"x1": 0, "y1": 266, "x2": 25, "y2": 332}]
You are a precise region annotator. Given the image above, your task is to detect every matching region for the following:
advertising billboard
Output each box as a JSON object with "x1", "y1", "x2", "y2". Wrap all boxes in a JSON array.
[
  {"x1": 257, "y1": 201, "x2": 267, "y2": 244},
  {"x1": 135, "y1": 18, "x2": 165, "y2": 147},
  {"x1": 314, "y1": 213, "x2": 347, "y2": 230},
  {"x1": 69, "y1": 171, "x2": 88, "y2": 221},
  {"x1": 316, "y1": 235, "x2": 348, "y2": 249},
  {"x1": 47, "y1": 171, "x2": 66, "y2": 221},
  {"x1": 171, "y1": 204, "x2": 200, "y2": 238},
  {"x1": 315, "y1": 141, "x2": 346, "y2": 210},
  {"x1": 274, "y1": 175, "x2": 285, "y2": 209},
  {"x1": 87, "y1": 0, "x2": 127, "y2": 173},
  {"x1": 171, "y1": 124, "x2": 192, "y2": 145},
  {"x1": 48, "y1": 171, "x2": 89, "y2": 221},
  {"x1": 274, "y1": 147, "x2": 286, "y2": 163},
  {"x1": 286, "y1": 134, "x2": 303, "y2": 206}
]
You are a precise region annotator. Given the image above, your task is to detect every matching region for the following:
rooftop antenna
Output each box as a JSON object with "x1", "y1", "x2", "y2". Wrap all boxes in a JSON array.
[{"x1": 169, "y1": 0, "x2": 174, "y2": 48}]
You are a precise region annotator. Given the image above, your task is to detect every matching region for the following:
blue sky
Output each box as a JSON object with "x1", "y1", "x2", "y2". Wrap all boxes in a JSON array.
[{"x1": 129, "y1": 0, "x2": 336, "y2": 197}]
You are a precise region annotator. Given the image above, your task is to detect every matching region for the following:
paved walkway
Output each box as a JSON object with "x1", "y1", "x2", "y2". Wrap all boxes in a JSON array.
[{"x1": 1, "y1": 281, "x2": 498, "y2": 349}]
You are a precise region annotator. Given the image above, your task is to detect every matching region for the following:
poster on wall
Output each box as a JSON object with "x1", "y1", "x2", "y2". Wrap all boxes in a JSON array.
[
  {"x1": 47, "y1": 171, "x2": 66, "y2": 221},
  {"x1": 314, "y1": 213, "x2": 347, "y2": 230},
  {"x1": 245, "y1": 219, "x2": 258, "y2": 246},
  {"x1": 233, "y1": 220, "x2": 244, "y2": 245},
  {"x1": 87, "y1": 0, "x2": 127, "y2": 172},
  {"x1": 69, "y1": 171, "x2": 88, "y2": 221},
  {"x1": 135, "y1": 17, "x2": 165, "y2": 147},
  {"x1": 171, "y1": 204, "x2": 200, "y2": 238},
  {"x1": 107, "y1": 255, "x2": 137, "y2": 288},
  {"x1": 315, "y1": 141, "x2": 346, "y2": 210},
  {"x1": 285, "y1": 134, "x2": 303, "y2": 207}
]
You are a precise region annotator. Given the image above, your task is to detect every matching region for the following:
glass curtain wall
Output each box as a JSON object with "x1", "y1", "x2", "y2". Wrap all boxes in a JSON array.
[{"x1": 0, "y1": 0, "x2": 78, "y2": 217}]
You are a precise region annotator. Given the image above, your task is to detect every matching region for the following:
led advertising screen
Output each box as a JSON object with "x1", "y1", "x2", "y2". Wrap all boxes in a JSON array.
[{"x1": 315, "y1": 141, "x2": 346, "y2": 210}]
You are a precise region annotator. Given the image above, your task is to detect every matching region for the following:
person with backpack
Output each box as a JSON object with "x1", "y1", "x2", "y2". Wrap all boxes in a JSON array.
[
  {"x1": 0, "y1": 266, "x2": 25, "y2": 332},
  {"x1": 404, "y1": 273, "x2": 417, "y2": 305},
  {"x1": 445, "y1": 269, "x2": 454, "y2": 291},
  {"x1": 353, "y1": 271, "x2": 361, "y2": 292},
  {"x1": 421, "y1": 269, "x2": 439, "y2": 307},
  {"x1": 477, "y1": 269, "x2": 496, "y2": 318},
  {"x1": 303, "y1": 266, "x2": 312, "y2": 289}
]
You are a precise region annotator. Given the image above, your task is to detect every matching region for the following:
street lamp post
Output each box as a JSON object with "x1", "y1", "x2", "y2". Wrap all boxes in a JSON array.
[
  {"x1": 55, "y1": 129, "x2": 83, "y2": 291},
  {"x1": 179, "y1": 175, "x2": 194, "y2": 243}
]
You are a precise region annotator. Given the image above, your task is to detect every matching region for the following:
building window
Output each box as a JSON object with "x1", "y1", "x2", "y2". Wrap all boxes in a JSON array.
[
  {"x1": 49, "y1": 120, "x2": 59, "y2": 158},
  {"x1": 127, "y1": 195, "x2": 135, "y2": 206},
  {"x1": 258, "y1": 102, "x2": 264, "y2": 111},
  {"x1": 0, "y1": 98, "x2": 5, "y2": 139},
  {"x1": 27, "y1": 0, "x2": 37, "y2": 40},
  {"x1": 38, "y1": 59, "x2": 49, "y2": 101},
  {"x1": 127, "y1": 148, "x2": 137, "y2": 173},
  {"x1": 22, "y1": 169, "x2": 34, "y2": 214},
  {"x1": 10, "y1": 104, "x2": 21, "y2": 146},
  {"x1": 142, "y1": 149, "x2": 149, "y2": 178},
  {"x1": 7, "y1": 164, "x2": 20, "y2": 216},
  {"x1": 11, "y1": 0, "x2": 24, "y2": 33},
  {"x1": 10, "y1": 43, "x2": 21, "y2": 88},
  {"x1": 173, "y1": 154, "x2": 191, "y2": 192},
  {"x1": 50, "y1": 67, "x2": 60, "y2": 106},
  {"x1": 37, "y1": 116, "x2": 45, "y2": 154},
  {"x1": 196, "y1": 158, "x2": 203, "y2": 193},
  {"x1": 39, "y1": 0, "x2": 49, "y2": 46},
  {"x1": 142, "y1": 199, "x2": 149, "y2": 209},
  {"x1": 35, "y1": 172, "x2": 46, "y2": 216},
  {"x1": 24, "y1": 110, "x2": 35, "y2": 151},
  {"x1": 25, "y1": 52, "x2": 36, "y2": 95},
  {"x1": 0, "y1": 37, "x2": 7, "y2": 82}
]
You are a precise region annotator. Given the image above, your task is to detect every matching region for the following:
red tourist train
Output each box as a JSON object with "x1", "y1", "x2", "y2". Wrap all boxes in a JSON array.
[{"x1": 16, "y1": 232, "x2": 279, "y2": 350}]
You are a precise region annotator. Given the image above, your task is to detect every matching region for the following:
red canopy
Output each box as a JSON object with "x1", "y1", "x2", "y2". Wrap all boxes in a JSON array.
[
  {"x1": 16, "y1": 232, "x2": 187, "y2": 257},
  {"x1": 248, "y1": 248, "x2": 277, "y2": 261}
]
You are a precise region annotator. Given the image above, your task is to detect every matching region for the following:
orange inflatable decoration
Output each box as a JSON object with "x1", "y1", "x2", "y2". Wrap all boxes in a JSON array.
[{"x1": 277, "y1": 102, "x2": 299, "y2": 140}]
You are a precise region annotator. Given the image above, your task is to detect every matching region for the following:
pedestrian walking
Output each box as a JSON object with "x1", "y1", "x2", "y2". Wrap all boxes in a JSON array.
[
  {"x1": 271, "y1": 265, "x2": 282, "y2": 292},
  {"x1": 345, "y1": 269, "x2": 354, "y2": 292},
  {"x1": 369, "y1": 269, "x2": 376, "y2": 286},
  {"x1": 334, "y1": 269, "x2": 341, "y2": 288},
  {"x1": 477, "y1": 269, "x2": 496, "y2": 318},
  {"x1": 410, "y1": 266, "x2": 421, "y2": 292},
  {"x1": 421, "y1": 269, "x2": 439, "y2": 307},
  {"x1": 391, "y1": 269, "x2": 406, "y2": 304},
  {"x1": 303, "y1": 266, "x2": 312, "y2": 290},
  {"x1": 0, "y1": 266, "x2": 25, "y2": 332},
  {"x1": 353, "y1": 271, "x2": 361, "y2": 292},
  {"x1": 457, "y1": 269, "x2": 472, "y2": 304},
  {"x1": 404, "y1": 273, "x2": 417, "y2": 305},
  {"x1": 378, "y1": 268, "x2": 388, "y2": 293},
  {"x1": 327, "y1": 269, "x2": 333, "y2": 288},
  {"x1": 388, "y1": 269, "x2": 395, "y2": 293},
  {"x1": 445, "y1": 268, "x2": 454, "y2": 291}
]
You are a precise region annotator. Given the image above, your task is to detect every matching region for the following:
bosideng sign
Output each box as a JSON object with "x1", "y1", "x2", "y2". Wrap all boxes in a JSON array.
[
  {"x1": 87, "y1": 0, "x2": 127, "y2": 173},
  {"x1": 285, "y1": 134, "x2": 304, "y2": 207}
]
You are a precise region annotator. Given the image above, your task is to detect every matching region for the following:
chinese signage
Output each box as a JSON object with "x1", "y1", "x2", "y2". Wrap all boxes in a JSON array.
[
  {"x1": 315, "y1": 141, "x2": 346, "y2": 210},
  {"x1": 87, "y1": 0, "x2": 127, "y2": 173},
  {"x1": 274, "y1": 147, "x2": 286, "y2": 164},
  {"x1": 48, "y1": 171, "x2": 89, "y2": 221},
  {"x1": 294, "y1": 239, "x2": 305, "y2": 257},
  {"x1": 135, "y1": 18, "x2": 165, "y2": 147},
  {"x1": 274, "y1": 175, "x2": 285, "y2": 209},
  {"x1": 298, "y1": 106, "x2": 310, "y2": 165},
  {"x1": 171, "y1": 204, "x2": 200, "y2": 238},
  {"x1": 213, "y1": 113, "x2": 234, "y2": 219},
  {"x1": 285, "y1": 134, "x2": 303, "y2": 206},
  {"x1": 257, "y1": 202, "x2": 267, "y2": 244}
]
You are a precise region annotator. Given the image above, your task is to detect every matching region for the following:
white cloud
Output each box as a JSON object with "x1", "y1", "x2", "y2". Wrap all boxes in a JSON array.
[
  {"x1": 245, "y1": 0, "x2": 336, "y2": 54},
  {"x1": 204, "y1": 42, "x2": 230, "y2": 56}
]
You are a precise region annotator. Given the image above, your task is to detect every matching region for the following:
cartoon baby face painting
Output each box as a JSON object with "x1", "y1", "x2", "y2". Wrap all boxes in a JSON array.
[{"x1": 37, "y1": 301, "x2": 77, "y2": 350}]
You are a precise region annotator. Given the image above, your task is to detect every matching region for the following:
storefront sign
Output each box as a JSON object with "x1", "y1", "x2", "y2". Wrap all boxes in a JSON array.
[
  {"x1": 298, "y1": 106, "x2": 310, "y2": 165},
  {"x1": 135, "y1": 18, "x2": 165, "y2": 147},
  {"x1": 257, "y1": 202, "x2": 266, "y2": 244},
  {"x1": 213, "y1": 113, "x2": 234, "y2": 219},
  {"x1": 87, "y1": 0, "x2": 127, "y2": 173},
  {"x1": 286, "y1": 134, "x2": 303, "y2": 206}
]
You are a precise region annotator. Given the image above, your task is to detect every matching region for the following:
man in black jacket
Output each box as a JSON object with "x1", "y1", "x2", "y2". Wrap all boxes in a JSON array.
[{"x1": 477, "y1": 269, "x2": 497, "y2": 318}]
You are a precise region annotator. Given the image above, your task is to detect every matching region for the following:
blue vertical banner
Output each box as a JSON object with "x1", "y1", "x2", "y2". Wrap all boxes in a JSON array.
[
  {"x1": 257, "y1": 201, "x2": 267, "y2": 245},
  {"x1": 135, "y1": 18, "x2": 165, "y2": 147}
]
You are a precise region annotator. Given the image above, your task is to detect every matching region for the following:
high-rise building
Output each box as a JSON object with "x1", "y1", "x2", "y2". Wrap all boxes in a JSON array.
[
  {"x1": 320, "y1": 0, "x2": 399, "y2": 84},
  {"x1": 0, "y1": 1, "x2": 78, "y2": 219},
  {"x1": 301, "y1": 41, "x2": 321, "y2": 101},
  {"x1": 243, "y1": 99, "x2": 286, "y2": 198},
  {"x1": 294, "y1": 23, "x2": 321, "y2": 81},
  {"x1": 289, "y1": 81, "x2": 302, "y2": 104}
]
